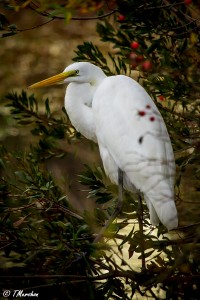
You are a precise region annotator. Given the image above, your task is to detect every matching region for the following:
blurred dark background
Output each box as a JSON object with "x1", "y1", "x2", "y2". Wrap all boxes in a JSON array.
[{"x1": 0, "y1": 8, "x2": 111, "y2": 211}]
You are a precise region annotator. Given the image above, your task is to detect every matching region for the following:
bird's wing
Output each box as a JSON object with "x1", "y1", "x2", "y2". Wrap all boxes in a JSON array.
[{"x1": 93, "y1": 75, "x2": 177, "y2": 229}]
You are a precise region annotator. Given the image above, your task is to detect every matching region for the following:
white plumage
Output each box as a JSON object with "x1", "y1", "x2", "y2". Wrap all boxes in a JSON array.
[{"x1": 30, "y1": 61, "x2": 178, "y2": 230}]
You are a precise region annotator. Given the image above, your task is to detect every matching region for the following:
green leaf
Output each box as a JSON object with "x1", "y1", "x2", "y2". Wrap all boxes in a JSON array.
[
  {"x1": 8, "y1": 24, "x2": 17, "y2": 30},
  {"x1": 138, "y1": 249, "x2": 155, "y2": 259},
  {"x1": 2, "y1": 31, "x2": 16, "y2": 38},
  {"x1": 14, "y1": 171, "x2": 31, "y2": 183}
]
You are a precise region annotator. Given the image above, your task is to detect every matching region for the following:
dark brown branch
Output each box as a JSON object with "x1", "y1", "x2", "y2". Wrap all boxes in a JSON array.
[
  {"x1": 7, "y1": 0, "x2": 117, "y2": 35},
  {"x1": 0, "y1": 271, "x2": 199, "y2": 283},
  {"x1": 71, "y1": 10, "x2": 117, "y2": 20},
  {"x1": 0, "y1": 272, "x2": 130, "y2": 281},
  {"x1": 28, "y1": 1, "x2": 117, "y2": 21},
  {"x1": 42, "y1": 198, "x2": 83, "y2": 220},
  {"x1": 16, "y1": 19, "x2": 54, "y2": 32}
]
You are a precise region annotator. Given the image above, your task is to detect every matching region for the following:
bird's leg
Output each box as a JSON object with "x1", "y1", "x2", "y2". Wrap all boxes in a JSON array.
[
  {"x1": 117, "y1": 168, "x2": 123, "y2": 214},
  {"x1": 94, "y1": 168, "x2": 123, "y2": 243},
  {"x1": 137, "y1": 190, "x2": 146, "y2": 271}
]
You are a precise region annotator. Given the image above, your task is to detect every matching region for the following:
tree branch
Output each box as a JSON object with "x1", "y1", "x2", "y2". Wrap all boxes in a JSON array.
[
  {"x1": 16, "y1": 19, "x2": 54, "y2": 32},
  {"x1": 0, "y1": 271, "x2": 199, "y2": 283},
  {"x1": 28, "y1": 1, "x2": 117, "y2": 21}
]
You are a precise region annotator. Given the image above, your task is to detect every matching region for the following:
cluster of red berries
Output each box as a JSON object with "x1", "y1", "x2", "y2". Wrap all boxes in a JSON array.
[
  {"x1": 129, "y1": 41, "x2": 152, "y2": 71},
  {"x1": 117, "y1": 15, "x2": 152, "y2": 71},
  {"x1": 138, "y1": 105, "x2": 155, "y2": 122}
]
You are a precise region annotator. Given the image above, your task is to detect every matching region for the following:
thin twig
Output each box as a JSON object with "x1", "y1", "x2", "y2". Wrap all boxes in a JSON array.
[
  {"x1": 28, "y1": 1, "x2": 117, "y2": 21},
  {"x1": 71, "y1": 10, "x2": 117, "y2": 20},
  {"x1": 42, "y1": 198, "x2": 83, "y2": 220},
  {"x1": 14, "y1": 19, "x2": 54, "y2": 32}
]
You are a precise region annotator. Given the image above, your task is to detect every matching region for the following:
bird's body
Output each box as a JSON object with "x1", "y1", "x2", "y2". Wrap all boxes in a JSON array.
[{"x1": 30, "y1": 62, "x2": 178, "y2": 230}]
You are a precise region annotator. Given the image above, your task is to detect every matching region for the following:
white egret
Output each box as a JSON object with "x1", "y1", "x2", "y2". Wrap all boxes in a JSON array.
[{"x1": 29, "y1": 62, "x2": 178, "y2": 235}]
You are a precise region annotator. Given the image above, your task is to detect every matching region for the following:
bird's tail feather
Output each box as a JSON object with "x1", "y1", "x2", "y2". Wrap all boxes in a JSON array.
[{"x1": 145, "y1": 195, "x2": 178, "y2": 230}]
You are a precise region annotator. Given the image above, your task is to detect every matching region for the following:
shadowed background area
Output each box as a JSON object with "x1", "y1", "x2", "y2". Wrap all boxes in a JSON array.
[{"x1": 0, "y1": 8, "x2": 111, "y2": 211}]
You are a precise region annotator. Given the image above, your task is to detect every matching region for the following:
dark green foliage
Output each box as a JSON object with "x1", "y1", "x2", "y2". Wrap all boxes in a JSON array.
[
  {"x1": 5, "y1": 91, "x2": 80, "y2": 160},
  {"x1": 0, "y1": 90, "x2": 199, "y2": 298},
  {"x1": 79, "y1": 165, "x2": 114, "y2": 204},
  {"x1": 0, "y1": 91, "x2": 100, "y2": 299},
  {"x1": 0, "y1": 11, "x2": 17, "y2": 38},
  {"x1": 74, "y1": 42, "x2": 128, "y2": 76},
  {"x1": 1, "y1": 1, "x2": 200, "y2": 299}
]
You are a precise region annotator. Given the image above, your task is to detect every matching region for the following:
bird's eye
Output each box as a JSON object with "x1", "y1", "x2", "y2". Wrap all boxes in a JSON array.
[{"x1": 75, "y1": 70, "x2": 79, "y2": 75}]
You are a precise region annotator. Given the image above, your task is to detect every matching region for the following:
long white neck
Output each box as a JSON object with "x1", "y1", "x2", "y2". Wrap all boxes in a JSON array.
[{"x1": 64, "y1": 82, "x2": 98, "y2": 142}]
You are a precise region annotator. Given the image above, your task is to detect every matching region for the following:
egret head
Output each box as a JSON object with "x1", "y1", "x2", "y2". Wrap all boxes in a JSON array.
[{"x1": 29, "y1": 62, "x2": 106, "y2": 89}]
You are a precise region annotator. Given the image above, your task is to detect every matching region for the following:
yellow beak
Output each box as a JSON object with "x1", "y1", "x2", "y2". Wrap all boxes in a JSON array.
[{"x1": 29, "y1": 70, "x2": 77, "y2": 89}]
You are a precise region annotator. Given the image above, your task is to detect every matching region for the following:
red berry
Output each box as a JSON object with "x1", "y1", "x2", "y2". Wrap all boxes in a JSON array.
[
  {"x1": 184, "y1": 0, "x2": 192, "y2": 5},
  {"x1": 131, "y1": 41, "x2": 139, "y2": 49},
  {"x1": 146, "y1": 105, "x2": 151, "y2": 109},
  {"x1": 136, "y1": 55, "x2": 144, "y2": 63},
  {"x1": 130, "y1": 53, "x2": 138, "y2": 69},
  {"x1": 131, "y1": 63, "x2": 137, "y2": 69},
  {"x1": 142, "y1": 60, "x2": 152, "y2": 70},
  {"x1": 158, "y1": 95, "x2": 165, "y2": 101},
  {"x1": 118, "y1": 14, "x2": 125, "y2": 22},
  {"x1": 138, "y1": 111, "x2": 146, "y2": 116},
  {"x1": 129, "y1": 52, "x2": 138, "y2": 60},
  {"x1": 149, "y1": 116, "x2": 155, "y2": 122}
]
